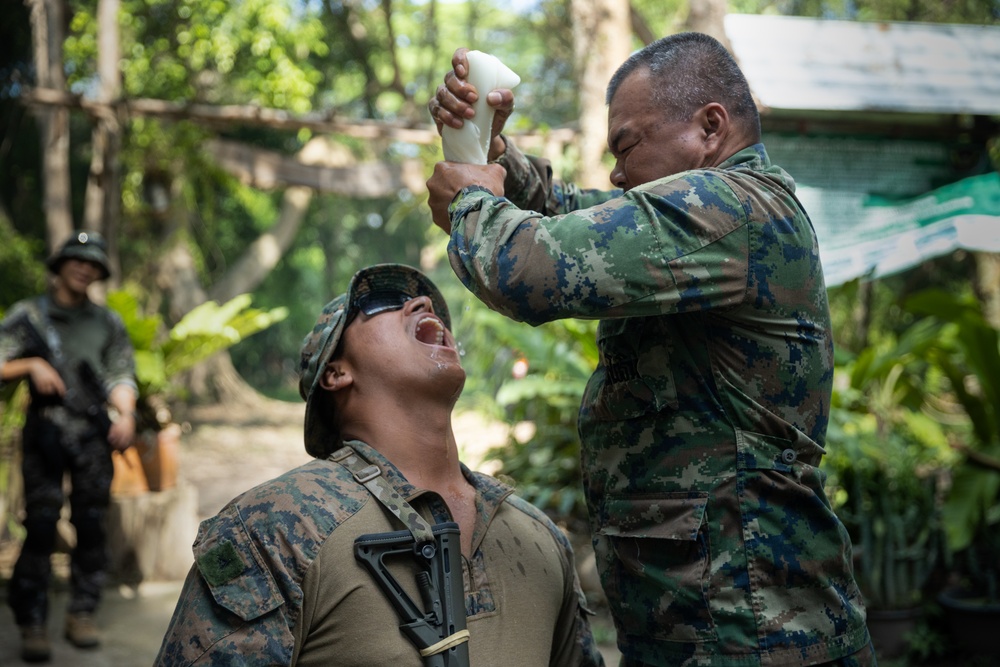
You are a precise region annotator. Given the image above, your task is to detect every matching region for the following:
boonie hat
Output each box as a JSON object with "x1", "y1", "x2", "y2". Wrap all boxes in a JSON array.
[
  {"x1": 46, "y1": 231, "x2": 111, "y2": 280},
  {"x1": 298, "y1": 264, "x2": 451, "y2": 458}
]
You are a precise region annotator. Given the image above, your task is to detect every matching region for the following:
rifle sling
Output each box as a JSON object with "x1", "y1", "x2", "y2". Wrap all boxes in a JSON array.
[{"x1": 328, "y1": 443, "x2": 437, "y2": 550}]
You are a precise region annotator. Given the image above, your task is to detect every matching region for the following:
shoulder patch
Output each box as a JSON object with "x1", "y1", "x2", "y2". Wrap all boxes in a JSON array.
[{"x1": 197, "y1": 540, "x2": 246, "y2": 586}]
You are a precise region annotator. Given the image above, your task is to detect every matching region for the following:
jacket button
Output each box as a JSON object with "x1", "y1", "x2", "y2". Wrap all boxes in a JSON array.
[{"x1": 781, "y1": 449, "x2": 797, "y2": 464}]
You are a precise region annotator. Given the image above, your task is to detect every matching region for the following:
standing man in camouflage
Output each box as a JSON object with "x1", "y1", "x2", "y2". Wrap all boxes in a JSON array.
[
  {"x1": 0, "y1": 231, "x2": 137, "y2": 662},
  {"x1": 426, "y1": 33, "x2": 874, "y2": 667},
  {"x1": 156, "y1": 264, "x2": 602, "y2": 667}
]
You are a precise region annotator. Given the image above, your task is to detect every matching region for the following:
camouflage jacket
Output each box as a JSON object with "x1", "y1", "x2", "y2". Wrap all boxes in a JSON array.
[
  {"x1": 155, "y1": 440, "x2": 603, "y2": 667},
  {"x1": 446, "y1": 141, "x2": 870, "y2": 666}
]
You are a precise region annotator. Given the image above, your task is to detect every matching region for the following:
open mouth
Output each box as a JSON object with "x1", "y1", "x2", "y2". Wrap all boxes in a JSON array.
[{"x1": 414, "y1": 316, "x2": 450, "y2": 348}]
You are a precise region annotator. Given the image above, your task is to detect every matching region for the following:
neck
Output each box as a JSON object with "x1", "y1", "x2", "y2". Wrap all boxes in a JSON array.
[
  {"x1": 714, "y1": 132, "x2": 758, "y2": 165},
  {"x1": 51, "y1": 281, "x2": 87, "y2": 307},
  {"x1": 341, "y1": 395, "x2": 479, "y2": 558},
  {"x1": 344, "y1": 402, "x2": 466, "y2": 490}
]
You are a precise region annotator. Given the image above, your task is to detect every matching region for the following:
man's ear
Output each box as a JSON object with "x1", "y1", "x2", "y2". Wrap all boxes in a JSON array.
[
  {"x1": 319, "y1": 362, "x2": 353, "y2": 392},
  {"x1": 698, "y1": 102, "x2": 729, "y2": 150}
]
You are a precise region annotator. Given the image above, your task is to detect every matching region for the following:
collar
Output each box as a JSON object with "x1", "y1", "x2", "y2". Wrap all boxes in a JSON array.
[
  {"x1": 717, "y1": 143, "x2": 771, "y2": 171},
  {"x1": 342, "y1": 439, "x2": 515, "y2": 553}
]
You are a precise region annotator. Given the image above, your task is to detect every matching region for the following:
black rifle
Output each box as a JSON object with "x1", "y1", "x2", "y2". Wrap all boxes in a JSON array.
[
  {"x1": 355, "y1": 522, "x2": 469, "y2": 667},
  {"x1": 10, "y1": 305, "x2": 112, "y2": 437}
]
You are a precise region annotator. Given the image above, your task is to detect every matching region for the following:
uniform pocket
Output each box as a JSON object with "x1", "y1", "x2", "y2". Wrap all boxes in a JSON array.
[
  {"x1": 734, "y1": 428, "x2": 865, "y2": 643},
  {"x1": 588, "y1": 318, "x2": 679, "y2": 421},
  {"x1": 193, "y1": 511, "x2": 284, "y2": 622},
  {"x1": 595, "y1": 494, "x2": 716, "y2": 643}
]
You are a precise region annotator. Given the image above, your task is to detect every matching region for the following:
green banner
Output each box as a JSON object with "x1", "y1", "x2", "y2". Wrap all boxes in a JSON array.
[{"x1": 811, "y1": 173, "x2": 1000, "y2": 286}]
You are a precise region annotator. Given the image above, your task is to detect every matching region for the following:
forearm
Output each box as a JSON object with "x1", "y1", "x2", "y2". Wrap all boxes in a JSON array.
[
  {"x1": 496, "y1": 137, "x2": 559, "y2": 213},
  {"x1": 448, "y1": 171, "x2": 755, "y2": 325},
  {"x1": 0, "y1": 357, "x2": 43, "y2": 382},
  {"x1": 1, "y1": 356, "x2": 65, "y2": 396},
  {"x1": 108, "y1": 383, "x2": 138, "y2": 416},
  {"x1": 105, "y1": 382, "x2": 139, "y2": 449},
  {"x1": 447, "y1": 188, "x2": 668, "y2": 325},
  {"x1": 447, "y1": 188, "x2": 560, "y2": 324}
]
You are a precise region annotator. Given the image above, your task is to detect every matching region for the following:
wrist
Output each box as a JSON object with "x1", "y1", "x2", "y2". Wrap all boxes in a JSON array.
[{"x1": 111, "y1": 407, "x2": 138, "y2": 422}]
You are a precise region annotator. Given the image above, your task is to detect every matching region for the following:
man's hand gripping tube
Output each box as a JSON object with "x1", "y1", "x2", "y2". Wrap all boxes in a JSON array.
[{"x1": 440, "y1": 50, "x2": 520, "y2": 165}]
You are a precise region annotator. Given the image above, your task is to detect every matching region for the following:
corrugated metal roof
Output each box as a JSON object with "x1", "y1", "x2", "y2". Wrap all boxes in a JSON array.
[{"x1": 724, "y1": 14, "x2": 1000, "y2": 115}]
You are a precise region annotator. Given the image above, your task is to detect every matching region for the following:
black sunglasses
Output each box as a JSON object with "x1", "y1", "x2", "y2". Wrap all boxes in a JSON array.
[{"x1": 346, "y1": 290, "x2": 413, "y2": 325}]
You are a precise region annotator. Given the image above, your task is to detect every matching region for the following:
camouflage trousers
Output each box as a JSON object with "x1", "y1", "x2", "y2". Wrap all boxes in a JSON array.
[{"x1": 8, "y1": 412, "x2": 114, "y2": 626}]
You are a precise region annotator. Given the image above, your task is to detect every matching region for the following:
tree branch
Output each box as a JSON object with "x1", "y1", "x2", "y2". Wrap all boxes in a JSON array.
[
  {"x1": 630, "y1": 3, "x2": 656, "y2": 46},
  {"x1": 21, "y1": 87, "x2": 438, "y2": 142},
  {"x1": 955, "y1": 443, "x2": 1000, "y2": 473},
  {"x1": 205, "y1": 138, "x2": 427, "y2": 195},
  {"x1": 19, "y1": 86, "x2": 578, "y2": 150}
]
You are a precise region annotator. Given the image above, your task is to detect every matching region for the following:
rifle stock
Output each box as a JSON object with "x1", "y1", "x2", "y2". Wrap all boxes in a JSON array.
[{"x1": 355, "y1": 522, "x2": 469, "y2": 667}]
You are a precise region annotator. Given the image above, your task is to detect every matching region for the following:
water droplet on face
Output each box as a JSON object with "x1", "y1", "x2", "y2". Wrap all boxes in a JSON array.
[{"x1": 428, "y1": 346, "x2": 448, "y2": 369}]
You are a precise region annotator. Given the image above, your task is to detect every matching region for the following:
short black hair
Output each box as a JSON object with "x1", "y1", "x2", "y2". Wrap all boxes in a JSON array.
[{"x1": 606, "y1": 32, "x2": 760, "y2": 139}]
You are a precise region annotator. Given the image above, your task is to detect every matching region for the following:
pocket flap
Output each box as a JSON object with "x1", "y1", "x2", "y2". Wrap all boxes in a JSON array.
[
  {"x1": 194, "y1": 511, "x2": 284, "y2": 622},
  {"x1": 597, "y1": 494, "x2": 708, "y2": 541}
]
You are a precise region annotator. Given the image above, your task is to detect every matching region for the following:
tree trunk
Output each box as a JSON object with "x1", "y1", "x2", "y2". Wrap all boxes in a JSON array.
[
  {"x1": 207, "y1": 186, "x2": 312, "y2": 304},
  {"x1": 683, "y1": 0, "x2": 732, "y2": 50},
  {"x1": 570, "y1": 0, "x2": 632, "y2": 189},
  {"x1": 205, "y1": 139, "x2": 426, "y2": 196},
  {"x1": 629, "y1": 3, "x2": 657, "y2": 46},
  {"x1": 28, "y1": 0, "x2": 73, "y2": 251},
  {"x1": 207, "y1": 136, "x2": 362, "y2": 303},
  {"x1": 23, "y1": 87, "x2": 578, "y2": 151},
  {"x1": 974, "y1": 252, "x2": 1000, "y2": 329},
  {"x1": 156, "y1": 235, "x2": 208, "y2": 322},
  {"x1": 153, "y1": 235, "x2": 263, "y2": 406},
  {"x1": 83, "y1": 0, "x2": 123, "y2": 285}
]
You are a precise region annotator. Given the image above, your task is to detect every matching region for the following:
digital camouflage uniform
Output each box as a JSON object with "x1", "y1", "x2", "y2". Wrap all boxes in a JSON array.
[
  {"x1": 445, "y1": 139, "x2": 871, "y2": 666},
  {"x1": 156, "y1": 439, "x2": 603, "y2": 667},
  {"x1": 0, "y1": 294, "x2": 136, "y2": 626}
]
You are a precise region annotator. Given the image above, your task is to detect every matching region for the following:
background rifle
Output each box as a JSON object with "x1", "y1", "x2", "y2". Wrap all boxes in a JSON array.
[{"x1": 9, "y1": 304, "x2": 112, "y2": 436}]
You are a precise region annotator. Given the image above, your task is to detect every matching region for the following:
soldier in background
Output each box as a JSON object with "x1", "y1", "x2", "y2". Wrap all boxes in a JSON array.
[
  {"x1": 426, "y1": 33, "x2": 875, "y2": 667},
  {"x1": 156, "y1": 264, "x2": 603, "y2": 667},
  {"x1": 0, "y1": 231, "x2": 137, "y2": 662}
]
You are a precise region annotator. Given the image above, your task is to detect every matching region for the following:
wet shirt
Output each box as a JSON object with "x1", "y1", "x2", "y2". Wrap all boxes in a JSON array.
[
  {"x1": 155, "y1": 440, "x2": 602, "y2": 667},
  {"x1": 445, "y1": 140, "x2": 870, "y2": 666}
]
